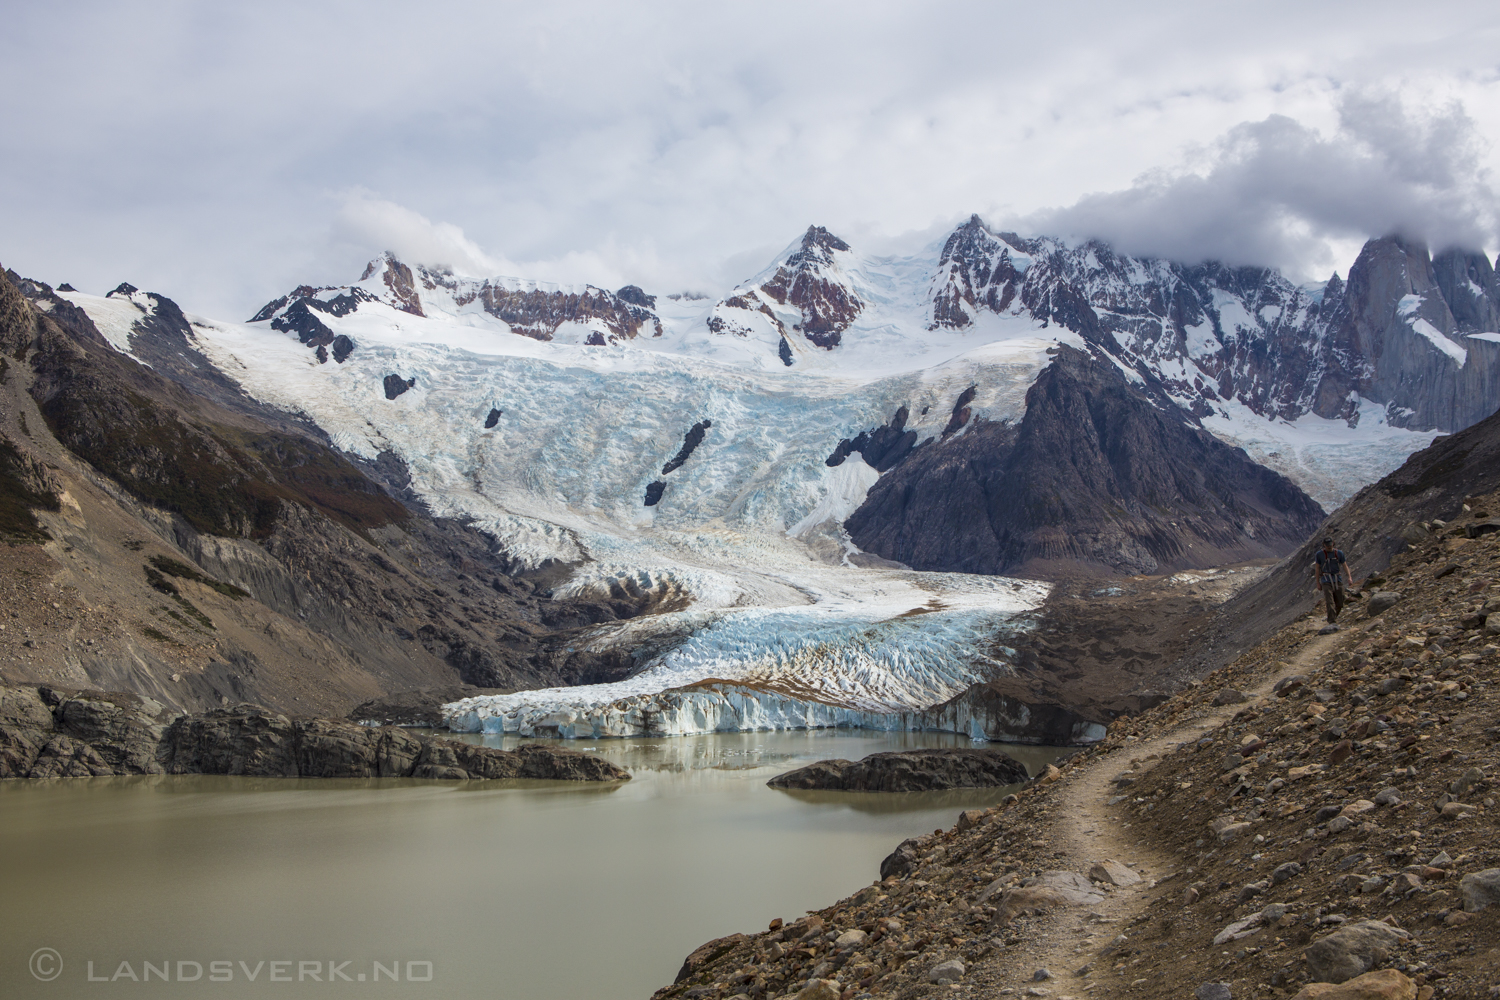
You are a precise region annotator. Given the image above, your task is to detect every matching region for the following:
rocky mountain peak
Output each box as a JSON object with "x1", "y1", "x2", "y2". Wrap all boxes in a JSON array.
[
  {"x1": 787, "y1": 225, "x2": 852, "y2": 267},
  {"x1": 707, "y1": 224, "x2": 864, "y2": 358},
  {"x1": 930, "y1": 215, "x2": 1030, "y2": 329},
  {"x1": 1316, "y1": 235, "x2": 1500, "y2": 429}
]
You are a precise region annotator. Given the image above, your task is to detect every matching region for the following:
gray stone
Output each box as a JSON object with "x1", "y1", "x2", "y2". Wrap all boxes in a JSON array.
[
  {"x1": 1212, "y1": 688, "x2": 1247, "y2": 706},
  {"x1": 1088, "y1": 859, "x2": 1142, "y2": 886},
  {"x1": 834, "y1": 929, "x2": 867, "y2": 949},
  {"x1": 1272, "y1": 862, "x2": 1303, "y2": 885},
  {"x1": 1374, "y1": 788, "x2": 1401, "y2": 806},
  {"x1": 1304, "y1": 919, "x2": 1409, "y2": 983},
  {"x1": 1196, "y1": 984, "x2": 1233, "y2": 1000},
  {"x1": 1032, "y1": 968, "x2": 1051, "y2": 981},
  {"x1": 1450, "y1": 767, "x2": 1485, "y2": 797},
  {"x1": 1017, "y1": 871, "x2": 1107, "y2": 906},
  {"x1": 1459, "y1": 868, "x2": 1500, "y2": 912},
  {"x1": 792, "y1": 981, "x2": 840, "y2": 1000},
  {"x1": 928, "y1": 959, "x2": 966, "y2": 985},
  {"x1": 1367, "y1": 592, "x2": 1403, "y2": 616}
]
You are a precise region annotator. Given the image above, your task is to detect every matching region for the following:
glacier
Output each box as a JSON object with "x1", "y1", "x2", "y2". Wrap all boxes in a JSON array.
[{"x1": 51, "y1": 221, "x2": 1467, "y2": 738}]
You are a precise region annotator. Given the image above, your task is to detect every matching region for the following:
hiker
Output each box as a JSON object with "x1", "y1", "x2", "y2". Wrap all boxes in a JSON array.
[{"x1": 1312, "y1": 537, "x2": 1354, "y2": 624}]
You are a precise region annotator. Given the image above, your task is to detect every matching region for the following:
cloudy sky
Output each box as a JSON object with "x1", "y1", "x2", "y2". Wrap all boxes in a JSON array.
[{"x1": 2, "y1": 1, "x2": 1498, "y2": 318}]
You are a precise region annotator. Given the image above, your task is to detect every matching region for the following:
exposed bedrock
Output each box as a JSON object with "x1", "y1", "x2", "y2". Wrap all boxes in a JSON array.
[
  {"x1": 917, "y1": 683, "x2": 1117, "y2": 745},
  {"x1": 1317, "y1": 237, "x2": 1500, "y2": 430},
  {"x1": 845, "y1": 345, "x2": 1325, "y2": 578},
  {"x1": 766, "y1": 747, "x2": 1030, "y2": 792},
  {"x1": 0, "y1": 685, "x2": 627, "y2": 781}
]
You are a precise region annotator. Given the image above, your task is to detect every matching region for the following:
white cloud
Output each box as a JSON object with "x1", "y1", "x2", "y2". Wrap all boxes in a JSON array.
[
  {"x1": 0, "y1": 2, "x2": 1497, "y2": 313},
  {"x1": 333, "y1": 194, "x2": 504, "y2": 278},
  {"x1": 1025, "y1": 93, "x2": 1498, "y2": 277}
]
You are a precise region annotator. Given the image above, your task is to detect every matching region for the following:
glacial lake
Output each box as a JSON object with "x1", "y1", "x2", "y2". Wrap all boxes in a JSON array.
[{"x1": 0, "y1": 730, "x2": 1065, "y2": 1000}]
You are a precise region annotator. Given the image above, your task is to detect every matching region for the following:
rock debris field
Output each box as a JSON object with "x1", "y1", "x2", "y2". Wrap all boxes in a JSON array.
[{"x1": 653, "y1": 490, "x2": 1500, "y2": 1000}]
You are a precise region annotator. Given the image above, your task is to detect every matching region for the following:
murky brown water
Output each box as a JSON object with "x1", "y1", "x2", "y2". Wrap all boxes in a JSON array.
[{"x1": 0, "y1": 730, "x2": 1065, "y2": 999}]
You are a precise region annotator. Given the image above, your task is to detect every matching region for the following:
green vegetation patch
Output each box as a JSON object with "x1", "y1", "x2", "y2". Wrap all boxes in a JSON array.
[
  {"x1": 149, "y1": 554, "x2": 249, "y2": 599},
  {"x1": 141, "y1": 626, "x2": 174, "y2": 644},
  {"x1": 143, "y1": 564, "x2": 216, "y2": 631}
]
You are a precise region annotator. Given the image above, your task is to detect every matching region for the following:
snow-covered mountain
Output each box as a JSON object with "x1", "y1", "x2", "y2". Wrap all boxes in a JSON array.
[{"x1": 34, "y1": 216, "x2": 1500, "y2": 739}]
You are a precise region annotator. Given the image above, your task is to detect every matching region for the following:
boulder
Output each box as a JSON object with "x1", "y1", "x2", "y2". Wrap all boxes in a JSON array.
[
  {"x1": 880, "y1": 839, "x2": 920, "y2": 880},
  {"x1": 1289, "y1": 969, "x2": 1416, "y2": 999},
  {"x1": 1017, "y1": 870, "x2": 1106, "y2": 905},
  {"x1": 1088, "y1": 859, "x2": 1142, "y2": 886},
  {"x1": 767, "y1": 747, "x2": 1029, "y2": 792},
  {"x1": 1366, "y1": 592, "x2": 1403, "y2": 616},
  {"x1": 956, "y1": 808, "x2": 988, "y2": 831},
  {"x1": 1459, "y1": 868, "x2": 1500, "y2": 912},
  {"x1": 928, "y1": 958, "x2": 965, "y2": 985},
  {"x1": 1212, "y1": 688, "x2": 1248, "y2": 706},
  {"x1": 834, "y1": 928, "x2": 867, "y2": 949},
  {"x1": 1196, "y1": 985, "x2": 1233, "y2": 1000},
  {"x1": 792, "y1": 981, "x2": 840, "y2": 1000},
  {"x1": 0, "y1": 685, "x2": 54, "y2": 730},
  {"x1": 674, "y1": 933, "x2": 749, "y2": 984},
  {"x1": 1304, "y1": 920, "x2": 1410, "y2": 983},
  {"x1": 1448, "y1": 767, "x2": 1485, "y2": 797}
]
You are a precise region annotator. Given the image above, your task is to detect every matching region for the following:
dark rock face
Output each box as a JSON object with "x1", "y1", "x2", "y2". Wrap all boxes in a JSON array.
[
  {"x1": 644, "y1": 480, "x2": 666, "y2": 506},
  {"x1": 778, "y1": 335, "x2": 794, "y2": 366},
  {"x1": 662, "y1": 419, "x2": 712, "y2": 475},
  {"x1": 826, "y1": 406, "x2": 917, "y2": 472},
  {"x1": 845, "y1": 345, "x2": 1324, "y2": 577},
  {"x1": 917, "y1": 684, "x2": 1120, "y2": 745},
  {"x1": 930, "y1": 215, "x2": 1026, "y2": 329},
  {"x1": 11, "y1": 274, "x2": 410, "y2": 542},
  {"x1": 616, "y1": 285, "x2": 656, "y2": 309},
  {"x1": 383, "y1": 374, "x2": 415, "y2": 400},
  {"x1": 766, "y1": 747, "x2": 1030, "y2": 792},
  {"x1": 0, "y1": 269, "x2": 698, "y2": 715},
  {"x1": 1316, "y1": 237, "x2": 1500, "y2": 430},
  {"x1": 0, "y1": 685, "x2": 628, "y2": 782},
  {"x1": 708, "y1": 225, "x2": 862, "y2": 350},
  {"x1": 484, "y1": 407, "x2": 502, "y2": 429},
  {"x1": 249, "y1": 254, "x2": 662, "y2": 345}
]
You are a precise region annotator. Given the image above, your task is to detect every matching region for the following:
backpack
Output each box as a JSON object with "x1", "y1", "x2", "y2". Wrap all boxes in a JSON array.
[{"x1": 1316, "y1": 549, "x2": 1345, "y2": 587}]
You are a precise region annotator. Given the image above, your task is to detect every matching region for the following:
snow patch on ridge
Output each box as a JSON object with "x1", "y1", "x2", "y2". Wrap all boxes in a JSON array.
[
  {"x1": 59, "y1": 290, "x2": 154, "y2": 363},
  {"x1": 1201, "y1": 396, "x2": 1444, "y2": 510}
]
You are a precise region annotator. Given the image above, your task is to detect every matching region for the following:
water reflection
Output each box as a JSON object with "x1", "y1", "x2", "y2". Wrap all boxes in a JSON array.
[{"x1": 0, "y1": 729, "x2": 1066, "y2": 1000}]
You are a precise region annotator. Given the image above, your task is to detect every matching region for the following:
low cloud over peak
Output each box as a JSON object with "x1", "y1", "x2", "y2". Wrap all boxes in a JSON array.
[{"x1": 1024, "y1": 93, "x2": 1498, "y2": 276}]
